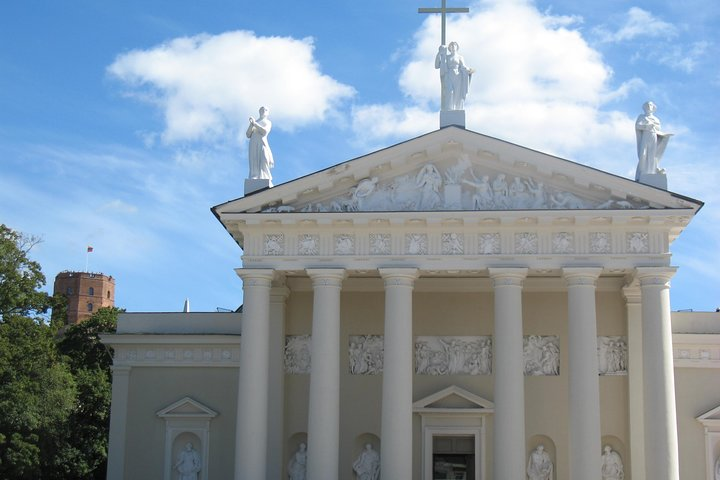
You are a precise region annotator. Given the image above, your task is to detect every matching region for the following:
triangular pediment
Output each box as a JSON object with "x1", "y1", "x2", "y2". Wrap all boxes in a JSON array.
[
  {"x1": 214, "y1": 127, "x2": 701, "y2": 216},
  {"x1": 156, "y1": 396, "x2": 218, "y2": 418},
  {"x1": 413, "y1": 385, "x2": 494, "y2": 413},
  {"x1": 697, "y1": 404, "x2": 720, "y2": 427}
]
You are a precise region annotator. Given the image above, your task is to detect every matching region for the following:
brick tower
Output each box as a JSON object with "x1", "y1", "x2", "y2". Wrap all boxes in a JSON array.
[{"x1": 53, "y1": 271, "x2": 115, "y2": 324}]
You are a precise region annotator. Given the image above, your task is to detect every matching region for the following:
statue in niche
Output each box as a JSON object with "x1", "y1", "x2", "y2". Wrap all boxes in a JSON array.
[
  {"x1": 527, "y1": 444, "x2": 553, "y2": 480},
  {"x1": 353, "y1": 444, "x2": 380, "y2": 480},
  {"x1": 635, "y1": 101, "x2": 671, "y2": 180},
  {"x1": 435, "y1": 42, "x2": 474, "y2": 111},
  {"x1": 287, "y1": 443, "x2": 307, "y2": 480},
  {"x1": 601, "y1": 445, "x2": 624, "y2": 480},
  {"x1": 175, "y1": 442, "x2": 202, "y2": 480},
  {"x1": 416, "y1": 164, "x2": 443, "y2": 210},
  {"x1": 246, "y1": 106, "x2": 274, "y2": 181}
]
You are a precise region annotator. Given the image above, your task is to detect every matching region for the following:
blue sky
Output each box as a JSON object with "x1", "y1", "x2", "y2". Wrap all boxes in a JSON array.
[{"x1": 1, "y1": 0, "x2": 718, "y2": 313}]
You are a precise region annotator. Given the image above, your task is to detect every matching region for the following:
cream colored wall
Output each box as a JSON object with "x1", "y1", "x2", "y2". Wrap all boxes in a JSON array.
[
  {"x1": 675, "y1": 368, "x2": 720, "y2": 480},
  {"x1": 283, "y1": 286, "x2": 630, "y2": 480},
  {"x1": 124, "y1": 367, "x2": 238, "y2": 480}
]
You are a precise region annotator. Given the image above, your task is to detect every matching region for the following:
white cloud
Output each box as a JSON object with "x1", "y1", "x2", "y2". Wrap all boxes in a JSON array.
[
  {"x1": 108, "y1": 31, "x2": 355, "y2": 144},
  {"x1": 654, "y1": 41, "x2": 710, "y2": 73},
  {"x1": 352, "y1": 0, "x2": 635, "y2": 165},
  {"x1": 594, "y1": 7, "x2": 678, "y2": 43}
]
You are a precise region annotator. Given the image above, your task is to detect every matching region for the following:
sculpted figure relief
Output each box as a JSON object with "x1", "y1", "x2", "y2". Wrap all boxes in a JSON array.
[
  {"x1": 281, "y1": 162, "x2": 648, "y2": 214},
  {"x1": 601, "y1": 445, "x2": 624, "y2": 480},
  {"x1": 598, "y1": 337, "x2": 628, "y2": 375},
  {"x1": 527, "y1": 444, "x2": 553, "y2": 480},
  {"x1": 635, "y1": 101, "x2": 671, "y2": 180},
  {"x1": 524, "y1": 335, "x2": 560, "y2": 376},
  {"x1": 175, "y1": 442, "x2": 202, "y2": 480},
  {"x1": 415, "y1": 336, "x2": 492, "y2": 375},
  {"x1": 246, "y1": 106, "x2": 274, "y2": 181},
  {"x1": 435, "y1": 42, "x2": 474, "y2": 111},
  {"x1": 349, "y1": 335, "x2": 384, "y2": 375},
  {"x1": 353, "y1": 444, "x2": 380, "y2": 480},
  {"x1": 285, "y1": 335, "x2": 311, "y2": 374},
  {"x1": 287, "y1": 443, "x2": 307, "y2": 480}
]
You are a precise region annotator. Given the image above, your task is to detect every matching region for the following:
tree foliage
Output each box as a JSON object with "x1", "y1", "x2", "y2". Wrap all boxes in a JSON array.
[
  {"x1": 0, "y1": 225, "x2": 118, "y2": 479},
  {"x1": 0, "y1": 224, "x2": 52, "y2": 321}
]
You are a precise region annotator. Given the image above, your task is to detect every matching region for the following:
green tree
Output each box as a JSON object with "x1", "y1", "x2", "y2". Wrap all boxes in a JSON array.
[
  {"x1": 0, "y1": 316, "x2": 76, "y2": 479},
  {"x1": 0, "y1": 225, "x2": 52, "y2": 321},
  {"x1": 57, "y1": 307, "x2": 120, "y2": 479},
  {"x1": 0, "y1": 226, "x2": 118, "y2": 479}
]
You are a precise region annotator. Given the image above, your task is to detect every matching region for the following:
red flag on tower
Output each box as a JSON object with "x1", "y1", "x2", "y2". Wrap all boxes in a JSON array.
[{"x1": 87, "y1": 246, "x2": 94, "y2": 253}]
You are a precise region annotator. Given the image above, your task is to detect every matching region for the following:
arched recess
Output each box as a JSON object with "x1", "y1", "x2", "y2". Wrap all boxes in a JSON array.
[
  {"x1": 156, "y1": 396, "x2": 217, "y2": 480},
  {"x1": 285, "y1": 431, "x2": 308, "y2": 479},
  {"x1": 351, "y1": 433, "x2": 381, "y2": 477},
  {"x1": 600, "y1": 435, "x2": 627, "y2": 475},
  {"x1": 526, "y1": 434, "x2": 557, "y2": 480}
]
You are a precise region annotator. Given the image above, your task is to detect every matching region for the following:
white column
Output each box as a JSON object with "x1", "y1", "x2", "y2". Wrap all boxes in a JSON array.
[
  {"x1": 106, "y1": 365, "x2": 131, "y2": 480},
  {"x1": 623, "y1": 284, "x2": 646, "y2": 480},
  {"x1": 267, "y1": 285, "x2": 290, "y2": 480},
  {"x1": 636, "y1": 267, "x2": 679, "y2": 480},
  {"x1": 305, "y1": 269, "x2": 346, "y2": 480},
  {"x1": 379, "y1": 268, "x2": 419, "y2": 480},
  {"x1": 488, "y1": 268, "x2": 528, "y2": 480},
  {"x1": 234, "y1": 269, "x2": 275, "y2": 480},
  {"x1": 563, "y1": 267, "x2": 603, "y2": 480}
]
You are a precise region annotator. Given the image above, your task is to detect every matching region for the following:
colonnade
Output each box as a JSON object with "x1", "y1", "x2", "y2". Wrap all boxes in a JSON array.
[{"x1": 231, "y1": 266, "x2": 679, "y2": 480}]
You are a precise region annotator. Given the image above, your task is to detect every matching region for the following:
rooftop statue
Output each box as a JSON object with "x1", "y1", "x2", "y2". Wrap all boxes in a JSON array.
[
  {"x1": 246, "y1": 106, "x2": 274, "y2": 182},
  {"x1": 635, "y1": 101, "x2": 671, "y2": 181},
  {"x1": 436, "y1": 42, "x2": 474, "y2": 111}
]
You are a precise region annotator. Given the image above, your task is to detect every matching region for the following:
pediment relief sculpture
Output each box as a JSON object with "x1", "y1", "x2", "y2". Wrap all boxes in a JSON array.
[{"x1": 262, "y1": 158, "x2": 650, "y2": 213}]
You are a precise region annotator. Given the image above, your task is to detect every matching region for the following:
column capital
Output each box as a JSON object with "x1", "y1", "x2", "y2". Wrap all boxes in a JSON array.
[
  {"x1": 379, "y1": 268, "x2": 419, "y2": 287},
  {"x1": 635, "y1": 267, "x2": 677, "y2": 287},
  {"x1": 235, "y1": 268, "x2": 276, "y2": 286},
  {"x1": 562, "y1": 267, "x2": 602, "y2": 286},
  {"x1": 488, "y1": 267, "x2": 528, "y2": 287},
  {"x1": 306, "y1": 268, "x2": 346, "y2": 288}
]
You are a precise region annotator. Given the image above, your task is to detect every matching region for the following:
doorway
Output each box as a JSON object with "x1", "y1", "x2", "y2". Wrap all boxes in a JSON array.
[{"x1": 433, "y1": 435, "x2": 475, "y2": 480}]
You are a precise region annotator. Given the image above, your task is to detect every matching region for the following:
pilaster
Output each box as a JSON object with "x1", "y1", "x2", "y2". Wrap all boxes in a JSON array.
[
  {"x1": 623, "y1": 284, "x2": 645, "y2": 480},
  {"x1": 267, "y1": 285, "x2": 290, "y2": 480},
  {"x1": 106, "y1": 365, "x2": 131, "y2": 480}
]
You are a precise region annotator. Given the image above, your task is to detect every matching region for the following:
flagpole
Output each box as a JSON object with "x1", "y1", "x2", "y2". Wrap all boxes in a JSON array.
[{"x1": 85, "y1": 246, "x2": 93, "y2": 272}]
